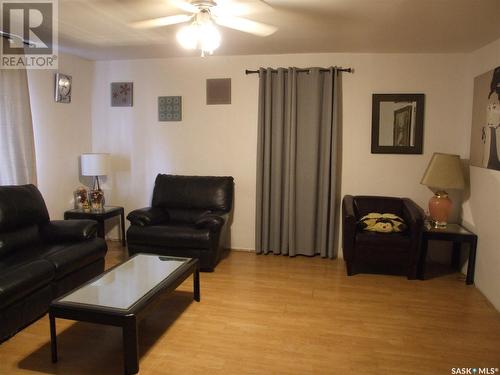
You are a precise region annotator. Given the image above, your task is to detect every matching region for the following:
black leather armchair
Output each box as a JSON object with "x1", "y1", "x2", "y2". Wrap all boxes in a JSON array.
[
  {"x1": 0, "y1": 185, "x2": 107, "y2": 341},
  {"x1": 342, "y1": 195, "x2": 425, "y2": 279},
  {"x1": 127, "y1": 174, "x2": 234, "y2": 271}
]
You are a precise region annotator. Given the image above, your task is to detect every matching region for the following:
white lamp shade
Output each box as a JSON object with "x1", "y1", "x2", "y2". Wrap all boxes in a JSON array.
[
  {"x1": 420, "y1": 153, "x2": 465, "y2": 190},
  {"x1": 81, "y1": 153, "x2": 109, "y2": 176}
]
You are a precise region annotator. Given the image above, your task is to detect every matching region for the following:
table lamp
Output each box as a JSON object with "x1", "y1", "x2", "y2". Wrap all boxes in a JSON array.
[
  {"x1": 81, "y1": 153, "x2": 109, "y2": 210},
  {"x1": 420, "y1": 153, "x2": 465, "y2": 228}
]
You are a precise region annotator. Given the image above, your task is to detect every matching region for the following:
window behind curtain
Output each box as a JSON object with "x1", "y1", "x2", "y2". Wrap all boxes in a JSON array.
[{"x1": 0, "y1": 69, "x2": 36, "y2": 185}]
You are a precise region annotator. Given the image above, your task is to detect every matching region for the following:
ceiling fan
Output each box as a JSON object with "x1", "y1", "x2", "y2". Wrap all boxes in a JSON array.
[{"x1": 131, "y1": 0, "x2": 277, "y2": 56}]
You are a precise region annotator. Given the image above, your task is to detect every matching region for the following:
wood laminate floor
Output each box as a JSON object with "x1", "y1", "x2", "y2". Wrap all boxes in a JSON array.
[{"x1": 0, "y1": 242, "x2": 499, "y2": 374}]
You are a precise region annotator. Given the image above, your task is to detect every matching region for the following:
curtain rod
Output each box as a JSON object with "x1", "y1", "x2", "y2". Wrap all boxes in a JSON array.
[{"x1": 245, "y1": 67, "x2": 353, "y2": 75}]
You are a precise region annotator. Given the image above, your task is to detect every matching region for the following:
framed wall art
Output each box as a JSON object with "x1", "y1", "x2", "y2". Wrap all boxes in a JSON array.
[
  {"x1": 55, "y1": 73, "x2": 72, "y2": 103},
  {"x1": 470, "y1": 66, "x2": 500, "y2": 171},
  {"x1": 206, "y1": 78, "x2": 231, "y2": 105},
  {"x1": 111, "y1": 82, "x2": 133, "y2": 107},
  {"x1": 371, "y1": 93, "x2": 425, "y2": 154},
  {"x1": 158, "y1": 96, "x2": 182, "y2": 121}
]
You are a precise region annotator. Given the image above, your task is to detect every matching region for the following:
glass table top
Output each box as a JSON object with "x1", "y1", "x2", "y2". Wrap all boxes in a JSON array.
[
  {"x1": 59, "y1": 254, "x2": 190, "y2": 310},
  {"x1": 424, "y1": 222, "x2": 474, "y2": 235}
]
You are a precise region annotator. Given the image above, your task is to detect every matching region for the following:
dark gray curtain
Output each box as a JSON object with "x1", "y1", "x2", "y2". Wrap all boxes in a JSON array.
[{"x1": 255, "y1": 67, "x2": 340, "y2": 258}]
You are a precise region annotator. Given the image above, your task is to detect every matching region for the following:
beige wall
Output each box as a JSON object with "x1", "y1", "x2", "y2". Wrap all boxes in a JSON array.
[
  {"x1": 28, "y1": 53, "x2": 95, "y2": 219},
  {"x1": 462, "y1": 37, "x2": 500, "y2": 310},
  {"x1": 91, "y1": 52, "x2": 469, "y2": 250},
  {"x1": 27, "y1": 45, "x2": 499, "y2": 310}
]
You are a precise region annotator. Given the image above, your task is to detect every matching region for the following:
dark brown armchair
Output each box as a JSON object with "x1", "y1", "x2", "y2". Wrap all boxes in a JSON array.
[{"x1": 342, "y1": 195, "x2": 425, "y2": 279}]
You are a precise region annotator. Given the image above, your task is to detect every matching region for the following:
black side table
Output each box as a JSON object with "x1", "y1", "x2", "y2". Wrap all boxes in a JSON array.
[
  {"x1": 418, "y1": 223, "x2": 478, "y2": 285},
  {"x1": 64, "y1": 206, "x2": 126, "y2": 247}
]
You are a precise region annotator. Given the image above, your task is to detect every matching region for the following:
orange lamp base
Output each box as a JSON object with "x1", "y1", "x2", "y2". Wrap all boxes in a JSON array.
[{"x1": 428, "y1": 191, "x2": 452, "y2": 228}]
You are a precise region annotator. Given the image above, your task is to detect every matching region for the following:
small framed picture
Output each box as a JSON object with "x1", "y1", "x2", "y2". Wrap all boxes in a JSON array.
[
  {"x1": 55, "y1": 73, "x2": 72, "y2": 103},
  {"x1": 111, "y1": 82, "x2": 133, "y2": 107}
]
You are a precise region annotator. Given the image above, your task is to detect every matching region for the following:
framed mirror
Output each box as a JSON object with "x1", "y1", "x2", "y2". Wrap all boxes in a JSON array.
[{"x1": 371, "y1": 93, "x2": 425, "y2": 154}]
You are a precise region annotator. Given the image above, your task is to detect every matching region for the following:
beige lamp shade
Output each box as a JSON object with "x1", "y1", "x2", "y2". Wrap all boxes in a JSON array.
[
  {"x1": 81, "y1": 153, "x2": 109, "y2": 176},
  {"x1": 420, "y1": 153, "x2": 465, "y2": 190}
]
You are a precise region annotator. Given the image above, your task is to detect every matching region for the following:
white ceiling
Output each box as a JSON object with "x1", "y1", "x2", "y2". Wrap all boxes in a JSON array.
[{"x1": 58, "y1": 0, "x2": 500, "y2": 60}]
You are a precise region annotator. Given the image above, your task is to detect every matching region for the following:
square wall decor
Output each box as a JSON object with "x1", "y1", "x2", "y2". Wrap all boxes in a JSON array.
[
  {"x1": 206, "y1": 78, "x2": 231, "y2": 105},
  {"x1": 111, "y1": 82, "x2": 133, "y2": 107},
  {"x1": 158, "y1": 96, "x2": 182, "y2": 121}
]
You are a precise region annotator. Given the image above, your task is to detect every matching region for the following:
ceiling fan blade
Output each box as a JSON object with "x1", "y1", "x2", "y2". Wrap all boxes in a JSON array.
[
  {"x1": 131, "y1": 14, "x2": 193, "y2": 29},
  {"x1": 170, "y1": 0, "x2": 200, "y2": 14},
  {"x1": 214, "y1": 0, "x2": 274, "y2": 16},
  {"x1": 214, "y1": 16, "x2": 277, "y2": 37}
]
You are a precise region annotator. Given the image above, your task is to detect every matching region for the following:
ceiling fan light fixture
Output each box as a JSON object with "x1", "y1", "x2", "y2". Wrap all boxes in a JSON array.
[
  {"x1": 176, "y1": 24, "x2": 199, "y2": 50},
  {"x1": 199, "y1": 22, "x2": 221, "y2": 54},
  {"x1": 175, "y1": 12, "x2": 221, "y2": 56}
]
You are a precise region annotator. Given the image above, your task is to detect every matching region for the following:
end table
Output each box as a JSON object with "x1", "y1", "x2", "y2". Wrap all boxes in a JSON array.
[
  {"x1": 418, "y1": 223, "x2": 477, "y2": 285},
  {"x1": 64, "y1": 206, "x2": 126, "y2": 247}
]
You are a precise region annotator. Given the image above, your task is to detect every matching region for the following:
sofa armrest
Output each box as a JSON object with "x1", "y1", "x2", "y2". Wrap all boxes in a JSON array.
[
  {"x1": 127, "y1": 207, "x2": 169, "y2": 227},
  {"x1": 41, "y1": 220, "x2": 97, "y2": 242},
  {"x1": 402, "y1": 198, "x2": 425, "y2": 231},
  {"x1": 402, "y1": 198, "x2": 425, "y2": 277},
  {"x1": 195, "y1": 212, "x2": 227, "y2": 232},
  {"x1": 342, "y1": 195, "x2": 357, "y2": 260}
]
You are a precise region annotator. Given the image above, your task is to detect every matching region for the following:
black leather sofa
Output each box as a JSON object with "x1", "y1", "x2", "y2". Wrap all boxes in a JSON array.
[
  {"x1": 0, "y1": 185, "x2": 107, "y2": 341},
  {"x1": 127, "y1": 174, "x2": 234, "y2": 271}
]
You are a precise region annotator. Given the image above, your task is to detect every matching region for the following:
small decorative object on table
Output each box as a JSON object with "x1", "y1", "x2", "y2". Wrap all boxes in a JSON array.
[
  {"x1": 80, "y1": 153, "x2": 110, "y2": 211},
  {"x1": 90, "y1": 190, "x2": 104, "y2": 211},
  {"x1": 420, "y1": 153, "x2": 465, "y2": 228},
  {"x1": 74, "y1": 187, "x2": 89, "y2": 210}
]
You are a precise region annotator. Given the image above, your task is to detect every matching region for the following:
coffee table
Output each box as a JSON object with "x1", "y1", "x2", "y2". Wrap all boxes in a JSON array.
[{"x1": 49, "y1": 253, "x2": 200, "y2": 375}]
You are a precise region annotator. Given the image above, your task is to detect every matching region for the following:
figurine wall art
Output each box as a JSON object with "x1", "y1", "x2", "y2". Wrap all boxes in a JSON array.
[{"x1": 470, "y1": 66, "x2": 500, "y2": 171}]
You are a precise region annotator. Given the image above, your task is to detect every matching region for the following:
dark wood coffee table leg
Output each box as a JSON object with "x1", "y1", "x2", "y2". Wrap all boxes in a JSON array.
[
  {"x1": 466, "y1": 238, "x2": 478, "y2": 285},
  {"x1": 120, "y1": 208, "x2": 126, "y2": 247},
  {"x1": 194, "y1": 267, "x2": 200, "y2": 302},
  {"x1": 123, "y1": 316, "x2": 139, "y2": 375},
  {"x1": 49, "y1": 312, "x2": 58, "y2": 363}
]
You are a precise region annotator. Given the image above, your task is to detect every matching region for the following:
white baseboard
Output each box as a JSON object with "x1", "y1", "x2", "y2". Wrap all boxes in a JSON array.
[{"x1": 228, "y1": 248, "x2": 255, "y2": 252}]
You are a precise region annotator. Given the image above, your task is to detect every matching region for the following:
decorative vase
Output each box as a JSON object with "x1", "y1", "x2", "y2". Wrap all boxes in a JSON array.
[
  {"x1": 428, "y1": 191, "x2": 452, "y2": 228},
  {"x1": 74, "y1": 187, "x2": 88, "y2": 209},
  {"x1": 90, "y1": 189, "x2": 104, "y2": 211}
]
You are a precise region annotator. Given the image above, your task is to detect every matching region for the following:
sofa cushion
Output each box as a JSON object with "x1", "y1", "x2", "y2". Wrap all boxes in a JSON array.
[
  {"x1": 357, "y1": 213, "x2": 407, "y2": 233},
  {"x1": 0, "y1": 225, "x2": 42, "y2": 257},
  {"x1": 353, "y1": 196, "x2": 404, "y2": 218},
  {"x1": 167, "y1": 208, "x2": 210, "y2": 224},
  {"x1": 40, "y1": 220, "x2": 98, "y2": 243},
  {"x1": 0, "y1": 184, "x2": 49, "y2": 232},
  {"x1": 0, "y1": 259, "x2": 54, "y2": 309},
  {"x1": 127, "y1": 224, "x2": 212, "y2": 249},
  {"x1": 38, "y1": 238, "x2": 107, "y2": 280},
  {"x1": 152, "y1": 174, "x2": 234, "y2": 213},
  {"x1": 355, "y1": 231, "x2": 411, "y2": 250}
]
